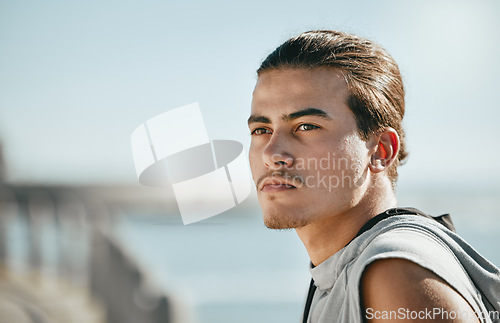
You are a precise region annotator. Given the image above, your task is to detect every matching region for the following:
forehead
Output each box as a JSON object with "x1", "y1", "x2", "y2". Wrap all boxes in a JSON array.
[{"x1": 251, "y1": 67, "x2": 348, "y2": 116}]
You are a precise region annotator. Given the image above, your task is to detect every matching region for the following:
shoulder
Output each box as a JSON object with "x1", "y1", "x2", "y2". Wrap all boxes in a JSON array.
[
  {"x1": 352, "y1": 217, "x2": 461, "y2": 279},
  {"x1": 352, "y1": 220, "x2": 482, "y2": 322},
  {"x1": 361, "y1": 258, "x2": 479, "y2": 322}
]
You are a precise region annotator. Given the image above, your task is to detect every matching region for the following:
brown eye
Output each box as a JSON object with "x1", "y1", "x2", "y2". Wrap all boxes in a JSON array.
[
  {"x1": 251, "y1": 128, "x2": 272, "y2": 135},
  {"x1": 297, "y1": 124, "x2": 319, "y2": 131}
]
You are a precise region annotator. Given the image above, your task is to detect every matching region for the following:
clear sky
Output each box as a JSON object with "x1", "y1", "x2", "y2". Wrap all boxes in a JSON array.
[{"x1": 1, "y1": 0, "x2": 499, "y2": 191}]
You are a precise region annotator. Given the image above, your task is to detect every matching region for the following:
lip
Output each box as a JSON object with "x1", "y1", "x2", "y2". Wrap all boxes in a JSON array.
[{"x1": 259, "y1": 176, "x2": 298, "y2": 193}]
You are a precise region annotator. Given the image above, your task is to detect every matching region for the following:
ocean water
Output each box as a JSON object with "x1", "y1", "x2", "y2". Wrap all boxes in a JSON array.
[
  {"x1": 114, "y1": 207, "x2": 310, "y2": 323},
  {"x1": 114, "y1": 190, "x2": 500, "y2": 323}
]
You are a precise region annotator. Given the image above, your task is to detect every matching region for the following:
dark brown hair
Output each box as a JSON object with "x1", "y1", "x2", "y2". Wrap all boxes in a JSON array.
[{"x1": 257, "y1": 30, "x2": 408, "y2": 186}]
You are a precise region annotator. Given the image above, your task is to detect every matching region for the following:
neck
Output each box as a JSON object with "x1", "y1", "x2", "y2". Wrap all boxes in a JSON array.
[{"x1": 295, "y1": 180, "x2": 397, "y2": 266}]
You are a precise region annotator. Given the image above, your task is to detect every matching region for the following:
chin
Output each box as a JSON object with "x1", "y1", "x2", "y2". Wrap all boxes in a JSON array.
[{"x1": 262, "y1": 209, "x2": 309, "y2": 230}]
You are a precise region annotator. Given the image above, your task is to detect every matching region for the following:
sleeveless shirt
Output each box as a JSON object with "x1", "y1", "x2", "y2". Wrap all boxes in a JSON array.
[{"x1": 304, "y1": 212, "x2": 500, "y2": 322}]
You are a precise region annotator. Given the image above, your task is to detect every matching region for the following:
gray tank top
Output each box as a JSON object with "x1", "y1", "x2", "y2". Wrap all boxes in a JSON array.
[{"x1": 304, "y1": 213, "x2": 500, "y2": 322}]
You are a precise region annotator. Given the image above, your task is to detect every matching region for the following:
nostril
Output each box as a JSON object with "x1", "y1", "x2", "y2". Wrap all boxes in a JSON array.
[{"x1": 264, "y1": 152, "x2": 294, "y2": 169}]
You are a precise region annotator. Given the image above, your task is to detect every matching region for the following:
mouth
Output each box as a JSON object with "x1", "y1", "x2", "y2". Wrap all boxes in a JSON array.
[
  {"x1": 259, "y1": 176, "x2": 299, "y2": 193},
  {"x1": 261, "y1": 183, "x2": 297, "y2": 193}
]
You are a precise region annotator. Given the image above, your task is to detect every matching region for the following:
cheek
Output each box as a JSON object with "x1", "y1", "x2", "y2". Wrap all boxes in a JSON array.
[
  {"x1": 248, "y1": 145, "x2": 261, "y2": 180},
  {"x1": 343, "y1": 136, "x2": 370, "y2": 175}
]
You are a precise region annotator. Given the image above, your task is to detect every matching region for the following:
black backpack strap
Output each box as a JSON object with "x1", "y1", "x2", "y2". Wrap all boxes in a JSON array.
[
  {"x1": 356, "y1": 207, "x2": 456, "y2": 236},
  {"x1": 302, "y1": 278, "x2": 316, "y2": 323}
]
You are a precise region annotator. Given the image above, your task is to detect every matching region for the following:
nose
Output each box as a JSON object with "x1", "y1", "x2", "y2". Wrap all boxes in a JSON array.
[{"x1": 262, "y1": 133, "x2": 294, "y2": 169}]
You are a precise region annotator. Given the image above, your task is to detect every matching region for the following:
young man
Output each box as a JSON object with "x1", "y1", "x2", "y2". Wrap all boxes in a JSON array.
[{"x1": 248, "y1": 30, "x2": 500, "y2": 322}]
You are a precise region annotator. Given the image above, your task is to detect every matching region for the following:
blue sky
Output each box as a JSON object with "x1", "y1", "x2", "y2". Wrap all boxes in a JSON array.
[{"x1": 1, "y1": 0, "x2": 499, "y2": 191}]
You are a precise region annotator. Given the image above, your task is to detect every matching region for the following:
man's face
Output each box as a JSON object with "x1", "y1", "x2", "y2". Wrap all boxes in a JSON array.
[{"x1": 248, "y1": 68, "x2": 373, "y2": 229}]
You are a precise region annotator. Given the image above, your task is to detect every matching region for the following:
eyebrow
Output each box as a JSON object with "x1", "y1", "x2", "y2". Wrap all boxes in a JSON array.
[
  {"x1": 285, "y1": 108, "x2": 331, "y2": 121},
  {"x1": 247, "y1": 107, "x2": 331, "y2": 125},
  {"x1": 247, "y1": 115, "x2": 271, "y2": 124}
]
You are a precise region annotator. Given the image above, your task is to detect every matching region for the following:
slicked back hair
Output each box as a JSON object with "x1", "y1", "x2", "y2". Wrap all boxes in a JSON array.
[{"x1": 257, "y1": 30, "x2": 408, "y2": 187}]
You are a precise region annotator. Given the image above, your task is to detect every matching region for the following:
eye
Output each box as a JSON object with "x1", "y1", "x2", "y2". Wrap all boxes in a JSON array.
[
  {"x1": 251, "y1": 128, "x2": 272, "y2": 135},
  {"x1": 296, "y1": 124, "x2": 319, "y2": 131}
]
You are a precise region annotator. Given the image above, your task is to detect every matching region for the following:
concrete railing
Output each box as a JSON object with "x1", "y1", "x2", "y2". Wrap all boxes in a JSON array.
[{"x1": 0, "y1": 185, "x2": 183, "y2": 323}]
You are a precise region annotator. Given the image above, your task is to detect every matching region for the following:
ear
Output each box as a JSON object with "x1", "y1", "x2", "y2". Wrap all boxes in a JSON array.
[{"x1": 369, "y1": 128, "x2": 400, "y2": 173}]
